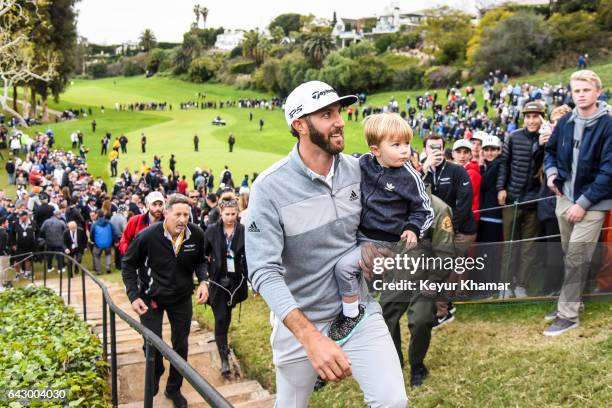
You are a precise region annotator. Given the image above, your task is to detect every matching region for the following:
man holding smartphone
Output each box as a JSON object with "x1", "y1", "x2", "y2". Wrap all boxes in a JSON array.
[{"x1": 421, "y1": 134, "x2": 476, "y2": 324}]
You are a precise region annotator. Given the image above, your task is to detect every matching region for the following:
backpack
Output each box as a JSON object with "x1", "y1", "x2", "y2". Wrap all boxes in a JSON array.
[{"x1": 93, "y1": 221, "x2": 113, "y2": 249}]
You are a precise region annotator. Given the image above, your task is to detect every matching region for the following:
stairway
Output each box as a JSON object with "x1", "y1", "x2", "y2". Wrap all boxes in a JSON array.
[{"x1": 40, "y1": 276, "x2": 274, "y2": 407}]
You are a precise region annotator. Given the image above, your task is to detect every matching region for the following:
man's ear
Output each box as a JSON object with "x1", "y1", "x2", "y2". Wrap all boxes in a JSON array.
[{"x1": 292, "y1": 118, "x2": 307, "y2": 136}]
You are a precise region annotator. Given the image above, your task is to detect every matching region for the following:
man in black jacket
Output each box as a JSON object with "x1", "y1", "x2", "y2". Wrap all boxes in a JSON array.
[
  {"x1": 11, "y1": 211, "x2": 37, "y2": 279},
  {"x1": 496, "y1": 101, "x2": 546, "y2": 298},
  {"x1": 0, "y1": 217, "x2": 10, "y2": 289},
  {"x1": 63, "y1": 221, "x2": 87, "y2": 276},
  {"x1": 122, "y1": 194, "x2": 209, "y2": 408},
  {"x1": 421, "y1": 134, "x2": 476, "y2": 320},
  {"x1": 422, "y1": 135, "x2": 476, "y2": 237}
]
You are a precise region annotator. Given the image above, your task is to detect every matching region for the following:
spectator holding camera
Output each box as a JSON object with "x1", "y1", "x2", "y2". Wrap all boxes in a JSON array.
[{"x1": 543, "y1": 70, "x2": 611, "y2": 336}]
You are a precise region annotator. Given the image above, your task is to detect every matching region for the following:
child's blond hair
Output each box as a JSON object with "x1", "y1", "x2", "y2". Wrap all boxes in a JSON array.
[{"x1": 363, "y1": 113, "x2": 413, "y2": 147}]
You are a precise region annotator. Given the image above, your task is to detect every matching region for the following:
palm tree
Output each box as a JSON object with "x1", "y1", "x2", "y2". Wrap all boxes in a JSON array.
[
  {"x1": 302, "y1": 32, "x2": 335, "y2": 67},
  {"x1": 139, "y1": 29, "x2": 157, "y2": 52},
  {"x1": 242, "y1": 30, "x2": 270, "y2": 65}
]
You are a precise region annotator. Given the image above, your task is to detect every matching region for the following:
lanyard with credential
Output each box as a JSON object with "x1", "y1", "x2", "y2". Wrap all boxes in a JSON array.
[
  {"x1": 432, "y1": 161, "x2": 447, "y2": 190},
  {"x1": 225, "y1": 230, "x2": 235, "y2": 273}
]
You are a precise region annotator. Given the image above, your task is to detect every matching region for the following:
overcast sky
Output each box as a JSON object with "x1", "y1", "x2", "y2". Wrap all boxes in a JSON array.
[{"x1": 76, "y1": 0, "x2": 480, "y2": 44}]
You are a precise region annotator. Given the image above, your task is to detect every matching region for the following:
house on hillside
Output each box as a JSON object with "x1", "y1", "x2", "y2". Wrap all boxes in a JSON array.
[
  {"x1": 371, "y1": 6, "x2": 429, "y2": 34},
  {"x1": 214, "y1": 29, "x2": 246, "y2": 51},
  {"x1": 332, "y1": 18, "x2": 364, "y2": 48},
  {"x1": 114, "y1": 41, "x2": 139, "y2": 56}
]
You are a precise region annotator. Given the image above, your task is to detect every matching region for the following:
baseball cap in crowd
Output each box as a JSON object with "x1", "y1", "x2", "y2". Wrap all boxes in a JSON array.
[
  {"x1": 521, "y1": 101, "x2": 546, "y2": 115},
  {"x1": 284, "y1": 81, "x2": 358, "y2": 127},
  {"x1": 472, "y1": 131, "x2": 488, "y2": 141},
  {"x1": 452, "y1": 139, "x2": 473, "y2": 151},
  {"x1": 145, "y1": 191, "x2": 165, "y2": 206},
  {"x1": 482, "y1": 135, "x2": 501, "y2": 149}
]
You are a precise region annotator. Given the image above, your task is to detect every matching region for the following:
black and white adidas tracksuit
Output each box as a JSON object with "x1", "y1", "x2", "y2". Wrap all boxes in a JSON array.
[{"x1": 359, "y1": 153, "x2": 434, "y2": 241}]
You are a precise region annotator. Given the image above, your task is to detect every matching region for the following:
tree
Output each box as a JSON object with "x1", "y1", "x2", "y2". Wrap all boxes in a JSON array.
[
  {"x1": 466, "y1": 8, "x2": 514, "y2": 65},
  {"x1": 548, "y1": 11, "x2": 600, "y2": 52},
  {"x1": 241, "y1": 30, "x2": 270, "y2": 65},
  {"x1": 269, "y1": 13, "x2": 302, "y2": 35},
  {"x1": 0, "y1": 0, "x2": 56, "y2": 127},
  {"x1": 302, "y1": 32, "x2": 335, "y2": 67},
  {"x1": 32, "y1": 0, "x2": 79, "y2": 121},
  {"x1": 139, "y1": 29, "x2": 157, "y2": 52},
  {"x1": 552, "y1": 0, "x2": 599, "y2": 14},
  {"x1": 472, "y1": 11, "x2": 552, "y2": 77},
  {"x1": 597, "y1": 0, "x2": 612, "y2": 30},
  {"x1": 419, "y1": 6, "x2": 474, "y2": 65},
  {"x1": 271, "y1": 26, "x2": 285, "y2": 43}
]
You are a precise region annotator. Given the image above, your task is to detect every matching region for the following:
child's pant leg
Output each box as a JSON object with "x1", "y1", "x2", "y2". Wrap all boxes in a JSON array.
[{"x1": 334, "y1": 245, "x2": 362, "y2": 297}]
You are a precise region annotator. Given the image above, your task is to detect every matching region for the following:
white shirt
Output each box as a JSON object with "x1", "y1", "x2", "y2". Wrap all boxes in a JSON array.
[{"x1": 307, "y1": 156, "x2": 335, "y2": 189}]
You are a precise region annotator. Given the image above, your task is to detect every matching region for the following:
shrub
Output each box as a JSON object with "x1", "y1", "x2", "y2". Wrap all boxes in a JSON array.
[
  {"x1": 188, "y1": 57, "x2": 220, "y2": 82},
  {"x1": 423, "y1": 65, "x2": 462, "y2": 89},
  {"x1": 0, "y1": 286, "x2": 110, "y2": 407},
  {"x1": 88, "y1": 62, "x2": 108, "y2": 79},
  {"x1": 392, "y1": 65, "x2": 426, "y2": 90},
  {"x1": 229, "y1": 61, "x2": 257, "y2": 75},
  {"x1": 472, "y1": 11, "x2": 552, "y2": 77}
]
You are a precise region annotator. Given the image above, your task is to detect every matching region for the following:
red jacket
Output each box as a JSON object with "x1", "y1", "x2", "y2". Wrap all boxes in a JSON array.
[
  {"x1": 177, "y1": 180, "x2": 188, "y2": 194},
  {"x1": 118, "y1": 212, "x2": 153, "y2": 254},
  {"x1": 465, "y1": 160, "x2": 482, "y2": 222}
]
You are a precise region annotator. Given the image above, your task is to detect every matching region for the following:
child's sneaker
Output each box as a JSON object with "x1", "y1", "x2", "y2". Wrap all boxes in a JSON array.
[{"x1": 327, "y1": 304, "x2": 367, "y2": 346}]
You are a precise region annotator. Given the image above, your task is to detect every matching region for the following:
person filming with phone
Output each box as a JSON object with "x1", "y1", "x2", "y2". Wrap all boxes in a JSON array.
[{"x1": 421, "y1": 134, "x2": 477, "y2": 322}]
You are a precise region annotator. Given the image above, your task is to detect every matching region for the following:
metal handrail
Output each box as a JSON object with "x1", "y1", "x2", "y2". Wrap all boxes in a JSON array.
[{"x1": 21, "y1": 250, "x2": 232, "y2": 408}]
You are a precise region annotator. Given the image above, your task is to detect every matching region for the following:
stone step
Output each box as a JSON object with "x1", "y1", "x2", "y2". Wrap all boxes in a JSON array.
[
  {"x1": 233, "y1": 395, "x2": 276, "y2": 408},
  {"x1": 118, "y1": 354, "x2": 227, "y2": 404},
  {"x1": 111, "y1": 332, "x2": 214, "y2": 356},
  {"x1": 119, "y1": 381, "x2": 271, "y2": 408},
  {"x1": 117, "y1": 342, "x2": 218, "y2": 367}
]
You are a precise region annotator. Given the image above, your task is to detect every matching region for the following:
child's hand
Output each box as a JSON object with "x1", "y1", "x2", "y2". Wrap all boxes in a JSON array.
[{"x1": 400, "y1": 230, "x2": 418, "y2": 250}]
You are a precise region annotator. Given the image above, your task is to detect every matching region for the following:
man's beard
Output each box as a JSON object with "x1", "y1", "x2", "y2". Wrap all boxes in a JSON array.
[{"x1": 306, "y1": 118, "x2": 344, "y2": 155}]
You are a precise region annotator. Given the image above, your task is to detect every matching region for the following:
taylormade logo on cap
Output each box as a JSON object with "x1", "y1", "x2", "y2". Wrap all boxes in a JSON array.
[{"x1": 284, "y1": 81, "x2": 358, "y2": 127}]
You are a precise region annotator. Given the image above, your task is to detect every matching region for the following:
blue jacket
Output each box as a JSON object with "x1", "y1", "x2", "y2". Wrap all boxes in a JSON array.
[
  {"x1": 544, "y1": 108, "x2": 611, "y2": 210},
  {"x1": 91, "y1": 218, "x2": 113, "y2": 249},
  {"x1": 359, "y1": 154, "x2": 434, "y2": 241}
]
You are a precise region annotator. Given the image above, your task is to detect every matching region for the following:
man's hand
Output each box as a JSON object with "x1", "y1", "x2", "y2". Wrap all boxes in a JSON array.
[
  {"x1": 359, "y1": 242, "x2": 394, "y2": 281},
  {"x1": 421, "y1": 150, "x2": 443, "y2": 174},
  {"x1": 547, "y1": 175, "x2": 561, "y2": 196},
  {"x1": 303, "y1": 331, "x2": 352, "y2": 382},
  {"x1": 566, "y1": 204, "x2": 586, "y2": 223},
  {"x1": 64, "y1": 248, "x2": 70, "y2": 254},
  {"x1": 538, "y1": 122, "x2": 552, "y2": 146},
  {"x1": 497, "y1": 190, "x2": 507, "y2": 206},
  {"x1": 196, "y1": 281, "x2": 209, "y2": 305},
  {"x1": 131, "y1": 298, "x2": 148, "y2": 315},
  {"x1": 400, "y1": 230, "x2": 418, "y2": 250}
]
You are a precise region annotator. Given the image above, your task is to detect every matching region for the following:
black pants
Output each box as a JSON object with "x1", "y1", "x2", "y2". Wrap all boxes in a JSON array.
[
  {"x1": 139, "y1": 296, "x2": 192, "y2": 393},
  {"x1": 113, "y1": 246, "x2": 122, "y2": 270},
  {"x1": 211, "y1": 294, "x2": 233, "y2": 339},
  {"x1": 141, "y1": 145, "x2": 146, "y2": 153},
  {"x1": 46, "y1": 246, "x2": 64, "y2": 271},
  {"x1": 66, "y1": 252, "x2": 83, "y2": 277},
  {"x1": 381, "y1": 289, "x2": 436, "y2": 367}
]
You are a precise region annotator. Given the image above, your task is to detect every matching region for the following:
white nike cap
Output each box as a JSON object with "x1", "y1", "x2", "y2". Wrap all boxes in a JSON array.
[
  {"x1": 284, "y1": 81, "x2": 358, "y2": 127},
  {"x1": 452, "y1": 139, "x2": 473, "y2": 151},
  {"x1": 482, "y1": 135, "x2": 501, "y2": 148}
]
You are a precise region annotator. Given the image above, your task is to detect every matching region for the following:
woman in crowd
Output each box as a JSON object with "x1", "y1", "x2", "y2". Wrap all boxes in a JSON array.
[{"x1": 202, "y1": 192, "x2": 248, "y2": 377}]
